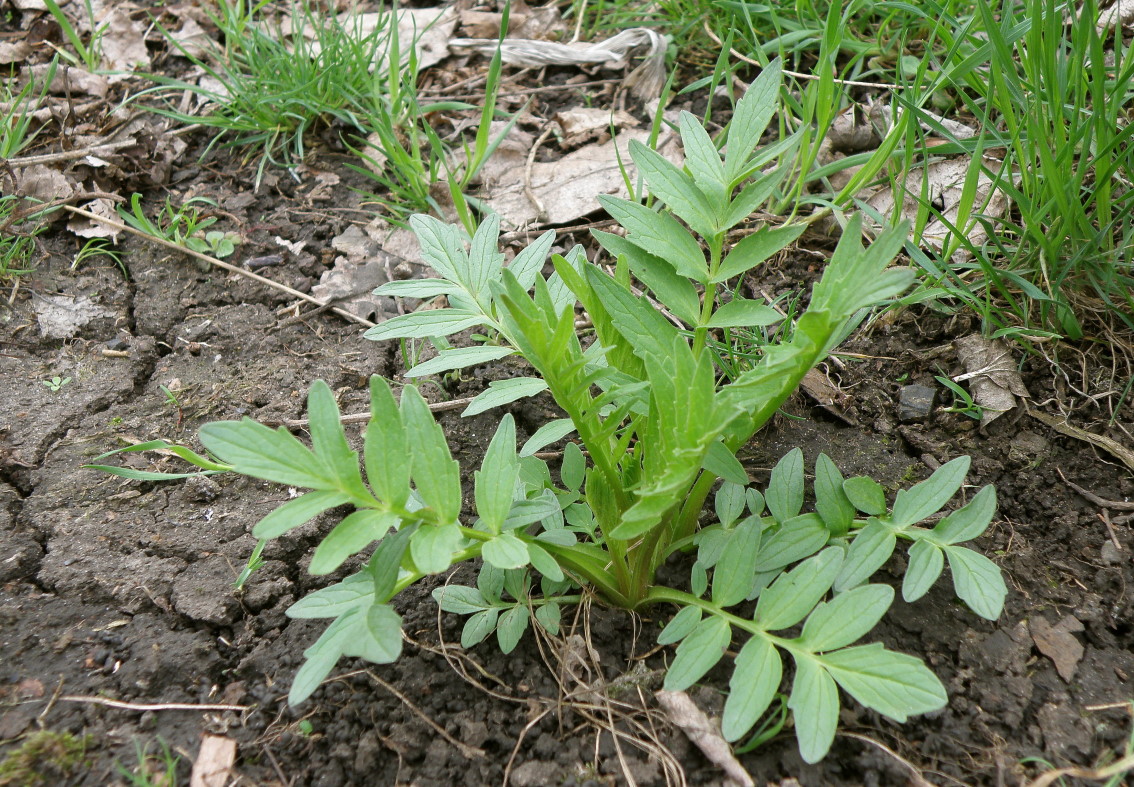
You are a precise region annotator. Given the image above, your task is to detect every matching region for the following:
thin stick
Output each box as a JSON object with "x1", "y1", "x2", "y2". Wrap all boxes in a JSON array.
[
  {"x1": 5, "y1": 140, "x2": 137, "y2": 168},
  {"x1": 60, "y1": 695, "x2": 249, "y2": 712},
  {"x1": 1057, "y1": 469, "x2": 1134, "y2": 511},
  {"x1": 62, "y1": 206, "x2": 376, "y2": 329}
]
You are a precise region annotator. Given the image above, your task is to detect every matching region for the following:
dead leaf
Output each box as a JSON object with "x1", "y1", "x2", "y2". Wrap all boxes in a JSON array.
[
  {"x1": 1029, "y1": 615, "x2": 1085, "y2": 682},
  {"x1": 312, "y1": 226, "x2": 395, "y2": 321},
  {"x1": 34, "y1": 293, "x2": 114, "y2": 339},
  {"x1": 190, "y1": 734, "x2": 236, "y2": 787},
  {"x1": 484, "y1": 126, "x2": 682, "y2": 229},
  {"x1": 67, "y1": 198, "x2": 121, "y2": 240},
  {"x1": 15, "y1": 164, "x2": 76, "y2": 204},
  {"x1": 554, "y1": 107, "x2": 639, "y2": 146},
  {"x1": 27, "y1": 62, "x2": 108, "y2": 98},
  {"x1": 1097, "y1": 0, "x2": 1134, "y2": 31},
  {"x1": 865, "y1": 157, "x2": 1012, "y2": 261},
  {"x1": 99, "y1": 8, "x2": 151, "y2": 80},
  {"x1": 283, "y1": 7, "x2": 456, "y2": 71},
  {"x1": 953, "y1": 334, "x2": 1030, "y2": 425},
  {"x1": 655, "y1": 690, "x2": 754, "y2": 787},
  {"x1": 0, "y1": 41, "x2": 32, "y2": 64},
  {"x1": 166, "y1": 17, "x2": 215, "y2": 60}
]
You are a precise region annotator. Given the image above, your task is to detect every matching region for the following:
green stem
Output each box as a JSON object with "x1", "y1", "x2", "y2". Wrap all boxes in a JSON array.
[{"x1": 692, "y1": 234, "x2": 725, "y2": 358}]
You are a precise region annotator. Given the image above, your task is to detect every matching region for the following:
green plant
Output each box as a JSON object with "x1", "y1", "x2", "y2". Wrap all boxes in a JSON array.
[
  {"x1": 114, "y1": 738, "x2": 180, "y2": 787},
  {"x1": 1, "y1": 60, "x2": 55, "y2": 158},
  {"x1": 40, "y1": 0, "x2": 107, "y2": 71},
  {"x1": 0, "y1": 196, "x2": 45, "y2": 280},
  {"x1": 43, "y1": 376, "x2": 71, "y2": 392},
  {"x1": 117, "y1": 194, "x2": 237, "y2": 257},
  {"x1": 0, "y1": 730, "x2": 91, "y2": 786},
  {"x1": 135, "y1": 1, "x2": 413, "y2": 187},
  {"x1": 934, "y1": 374, "x2": 984, "y2": 419},
  {"x1": 71, "y1": 238, "x2": 127, "y2": 276},
  {"x1": 89, "y1": 64, "x2": 1006, "y2": 764}
]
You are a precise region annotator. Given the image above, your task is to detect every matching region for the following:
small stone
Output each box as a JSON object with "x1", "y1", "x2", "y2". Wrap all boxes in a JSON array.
[
  {"x1": 1101, "y1": 541, "x2": 1125, "y2": 565},
  {"x1": 898, "y1": 383, "x2": 938, "y2": 423},
  {"x1": 105, "y1": 337, "x2": 129, "y2": 351},
  {"x1": 184, "y1": 475, "x2": 221, "y2": 503}
]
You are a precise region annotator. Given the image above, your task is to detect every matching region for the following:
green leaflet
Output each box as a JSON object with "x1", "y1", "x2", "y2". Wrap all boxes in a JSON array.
[
  {"x1": 788, "y1": 655, "x2": 839, "y2": 764},
  {"x1": 475, "y1": 415, "x2": 519, "y2": 533},
  {"x1": 890, "y1": 456, "x2": 971, "y2": 527},
  {"x1": 310, "y1": 509, "x2": 398, "y2": 575},
  {"x1": 722, "y1": 636, "x2": 782, "y2": 741},
  {"x1": 663, "y1": 616, "x2": 732, "y2": 691}
]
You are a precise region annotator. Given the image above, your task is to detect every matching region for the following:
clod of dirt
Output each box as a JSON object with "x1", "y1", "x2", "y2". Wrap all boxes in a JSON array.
[
  {"x1": 1029, "y1": 615, "x2": 1085, "y2": 682},
  {"x1": 172, "y1": 556, "x2": 241, "y2": 626}
]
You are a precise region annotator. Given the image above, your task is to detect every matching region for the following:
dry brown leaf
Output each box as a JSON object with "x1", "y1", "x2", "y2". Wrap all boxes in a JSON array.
[
  {"x1": 189, "y1": 734, "x2": 236, "y2": 787},
  {"x1": 15, "y1": 163, "x2": 76, "y2": 204},
  {"x1": 166, "y1": 17, "x2": 215, "y2": 60},
  {"x1": 283, "y1": 7, "x2": 456, "y2": 71},
  {"x1": 1097, "y1": 0, "x2": 1134, "y2": 31},
  {"x1": 34, "y1": 294, "x2": 115, "y2": 339},
  {"x1": 99, "y1": 7, "x2": 151, "y2": 79},
  {"x1": 1029, "y1": 616, "x2": 1085, "y2": 682},
  {"x1": 0, "y1": 41, "x2": 32, "y2": 64},
  {"x1": 554, "y1": 107, "x2": 639, "y2": 145},
  {"x1": 655, "y1": 690, "x2": 754, "y2": 787},
  {"x1": 27, "y1": 62, "x2": 108, "y2": 98},
  {"x1": 865, "y1": 158, "x2": 1012, "y2": 262},
  {"x1": 953, "y1": 334, "x2": 1030, "y2": 425},
  {"x1": 484, "y1": 126, "x2": 681, "y2": 229},
  {"x1": 67, "y1": 198, "x2": 121, "y2": 240}
]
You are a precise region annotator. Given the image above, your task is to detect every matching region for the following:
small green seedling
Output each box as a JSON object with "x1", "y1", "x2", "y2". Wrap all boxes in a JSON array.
[
  {"x1": 935, "y1": 375, "x2": 985, "y2": 420},
  {"x1": 91, "y1": 62, "x2": 1006, "y2": 764},
  {"x1": 185, "y1": 230, "x2": 239, "y2": 259},
  {"x1": 43, "y1": 376, "x2": 71, "y2": 392}
]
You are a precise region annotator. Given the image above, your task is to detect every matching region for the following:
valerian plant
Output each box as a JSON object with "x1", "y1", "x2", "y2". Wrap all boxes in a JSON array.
[{"x1": 88, "y1": 60, "x2": 1007, "y2": 763}]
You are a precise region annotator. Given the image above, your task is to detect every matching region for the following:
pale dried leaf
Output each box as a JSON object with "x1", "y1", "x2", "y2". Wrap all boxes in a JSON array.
[
  {"x1": 16, "y1": 164, "x2": 76, "y2": 204},
  {"x1": 166, "y1": 17, "x2": 215, "y2": 60},
  {"x1": 99, "y1": 8, "x2": 151, "y2": 80},
  {"x1": 283, "y1": 7, "x2": 456, "y2": 70},
  {"x1": 27, "y1": 63, "x2": 108, "y2": 98},
  {"x1": 484, "y1": 127, "x2": 681, "y2": 229},
  {"x1": 0, "y1": 41, "x2": 32, "y2": 65},
  {"x1": 655, "y1": 690, "x2": 754, "y2": 787},
  {"x1": 451, "y1": 28, "x2": 667, "y2": 100},
  {"x1": 1097, "y1": 0, "x2": 1134, "y2": 31},
  {"x1": 865, "y1": 157, "x2": 1012, "y2": 262},
  {"x1": 1029, "y1": 616, "x2": 1084, "y2": 682},
  {"x1": 189, "y1": 734, "x2": 237, "y2": 787},
  {"x1": 953, "y1": 334, "x2": 1030, "y2": 425},
  {"x1": 555, "y1": 107, "x2": 639, "y2": 145},
  {"x1": 34, "y1": 294, "x2": 114, "y2": 339},
  {"x1": 67, "y1": 198, "x2": 121, "y2": 240}
]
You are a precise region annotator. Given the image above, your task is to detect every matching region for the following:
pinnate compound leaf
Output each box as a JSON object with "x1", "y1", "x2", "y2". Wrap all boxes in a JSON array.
[
  {"x1": 834, "y1": 520, "x2": 897, "y2": 591},
  {"x1": 756, "y1": 547, "x2": 843, "y2": 631},
  {"x1": 932, "y1": 485, "x2": 997, "y2": 544},
  {"x1": 481, "y1": 532, "x2": 530, "y2": 570},
  {"x1": 310, "y1": 509, "x2": 398, "y2": 575},
  {"x1": 678, "y1": 110, "x2": 727, "y2": 200},
  {"x1": 475, "y1": 415, "x2": 519, "y2": 533},
  {"x1": 591, "y1": 230, "x2": 700, "y2": 324},
  {"x1": 526, "y1": 542, "x2": 564, "y2": 582},
  {"x1": 890, "y1": 456, "x2": 971, "y2": 527},
  {"x1": 658, "y1": 605, "x2": 702, "y2": 645},
  {"x1": 402, "y1": 387, "x2": 461, "y2": 523},
  {"x1": 789, "y1": 655, "x2": 839, "y2": 764},
  {"x1": 374, "y1": 278, "x2": 459, "y2": 298},
  {"x1": 253, "y1": 490, "x2": 352, "y2": 539},
  {"x1": 496, "y1": 605, "x2": 529, "y2": 654},
  {"x1": 362, "y1": 309, "x2": 483, "y2": 341},
  {"x1": 432, "y1": 585, "x2": 490, "y2": 615},
  {"x1": 842, "y1": 476, "x2": 886, "y2": 515},
  {"x1": 365, "y1": 377, "x2": 410, "y2": 509},
  {"x1": 306, "y1": 380, "x2": 367, "y2": 497},
  {"x1": 585, "y1": 265, "x2": 680, "y2": 365},
  {"x1": 287, "y1": 575, "x2": 374, "y2": 619},
  {"x1": 628, "y1": 140, "x2": 717, "y2": 237},
  {"x1": 596, "y1": 195, "x2": 708, "y2": 283},
  {"x1": 406, "y1": 346, "x2": 515, "y2": 378},
  {"x1": 520, "y1": 418, "x2": 575, "y2": 456},
  {"x1": 722, "y1": 636, "x2": 782, "y2": 741},
  {"x1": 462, "y1": 608, "x2": 499, "y2": 647},
  {"x1": 800, "y1": 584, "x2": 894, "y2": 652},
  {"x1": 342, "y1": 604, "x2": 403, "y2": 664},
  {"x1": 725, "y1": 58, "x2": 782, "y2": 181},
  {"x1": 711, "y1": 224, "x2": 806, "y2": 284},
  {"x1": 410, "y1": 522, "x2": 463, "y2": 575},
  {"x1": 902, "y1": 539, "x2": 945, "y2": 602},
  {"x1": 462, "y1": 377, "x2": 549, "y2": 417},
  {"x1": 766, "y1": 448, "x2": 804, "y2": 523},
  {"x1": 756, "y1": 513, "x2": 828, "y2": 572},
  {"x1": 703, "y1": 440, "x2": 750, "y2": 486},
  {"x1": 712, "y1": 514, "x2": 763, "y2": 607},
  {"x1": 200, "y1": 419, "x2": 330, "y2": 488},
  {"x1": 821, "y1": 643, "x2": 947, "y2": 721},
  {"x1": 814, "y1": 454, "x2": 854, "y2": 537},
  {"x1": 705, "y1": 298, "x2": 783, "y2": 329},
  {"x1": 663, "y1": 616, "x2": 731, "y2": 691},
  {"x1": 944, "y1": 545, "x2": 1006, "y2": 620}
]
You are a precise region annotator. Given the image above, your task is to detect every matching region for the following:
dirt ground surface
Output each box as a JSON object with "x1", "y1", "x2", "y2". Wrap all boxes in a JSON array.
[{"x1": 3, "y1": 8, "x2": 1134, "y2": 787}]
